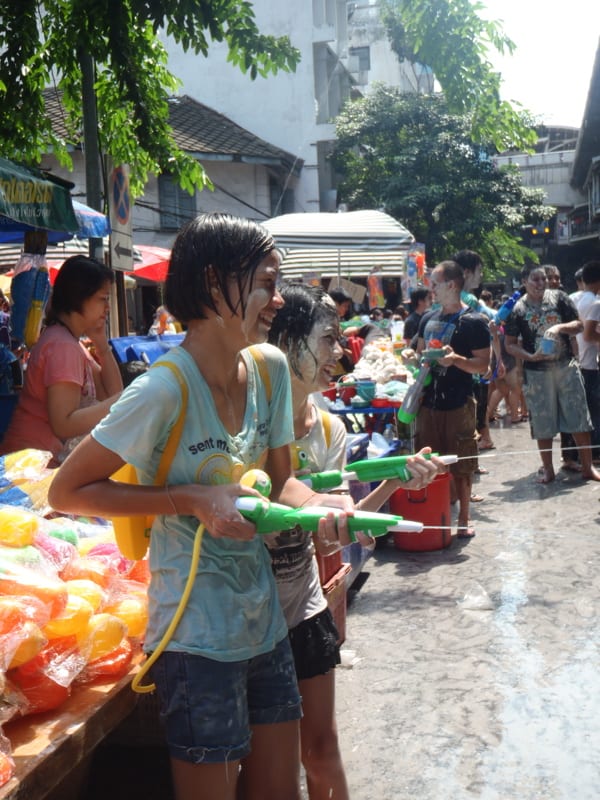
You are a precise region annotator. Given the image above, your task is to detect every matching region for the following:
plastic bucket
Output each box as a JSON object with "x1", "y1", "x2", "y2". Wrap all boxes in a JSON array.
[{"x1": 389, "y1": 472, "x2": 452, "y2": 551}]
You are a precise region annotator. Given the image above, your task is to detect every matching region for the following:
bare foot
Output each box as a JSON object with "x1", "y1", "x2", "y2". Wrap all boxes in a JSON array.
[
  {"x1": 536, "y1": 468, "x2": 555, "y2": 484},
  {"x1": 582, "y1": 467, "x2": 600, "y2": 482}
]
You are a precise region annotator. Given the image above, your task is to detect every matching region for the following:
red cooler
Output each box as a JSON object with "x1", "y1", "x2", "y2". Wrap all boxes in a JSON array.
[{"x1": 389, "y1": 472, "x2": 452, "y2": 551}]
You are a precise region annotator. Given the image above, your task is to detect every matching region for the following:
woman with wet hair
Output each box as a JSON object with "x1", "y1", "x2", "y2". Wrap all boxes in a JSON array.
[
  {"x1": 268, "y1": 281, "x2": 441, "y2": 800},
  {"x1": 50, "y1": 214, "x2": 356, "y2": 800}
]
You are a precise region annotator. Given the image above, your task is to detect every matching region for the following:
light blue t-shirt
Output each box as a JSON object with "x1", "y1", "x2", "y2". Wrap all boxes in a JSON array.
[{"x1": 93, "y1": 344, "x2": 293, "y2": 661}]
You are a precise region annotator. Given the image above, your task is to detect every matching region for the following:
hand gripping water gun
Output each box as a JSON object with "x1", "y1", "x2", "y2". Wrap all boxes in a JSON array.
[
  {"x1": 297, "y1": 452, "x2": 458, "y2": 492},
  {"x1": 132, "y1": 468, "x2": 427, "y2": 693},
  {"x1": 235, "y1": 496, "x2": 424, "y2": 542},
  {"x1": 396, "y1": 340, "x2": 446, "y2": 424},
  {"x1": 238, "y1": 468, "x2": 429, "y2": 540}
]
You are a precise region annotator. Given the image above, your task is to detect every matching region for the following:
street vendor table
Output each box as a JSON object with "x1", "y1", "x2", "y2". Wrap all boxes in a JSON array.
[{"x1": 0, "y1": 659, "x2": 142, "y2": 800}]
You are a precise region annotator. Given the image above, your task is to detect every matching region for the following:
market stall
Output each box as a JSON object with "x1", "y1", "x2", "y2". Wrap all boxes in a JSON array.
[
  {"x1": 262, "y1": 209, "x2": 414, "y2": 281},
  {"x1": 0, "y1": 449, "x2": 151, "y2": 792}
]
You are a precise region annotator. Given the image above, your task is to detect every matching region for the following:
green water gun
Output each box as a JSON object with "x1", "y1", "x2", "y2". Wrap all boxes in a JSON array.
[
  {"x1": 235, "y1": 496, "x2": 424, "y2": 542},
  {"x1": 299, "y1": 453, "x2": 458, "y2": 491}
]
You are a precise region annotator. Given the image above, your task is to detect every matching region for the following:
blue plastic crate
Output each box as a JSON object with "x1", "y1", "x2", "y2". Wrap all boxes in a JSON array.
[{"x1": 109, "y1": 334, "x2": 184, "y2": 365}]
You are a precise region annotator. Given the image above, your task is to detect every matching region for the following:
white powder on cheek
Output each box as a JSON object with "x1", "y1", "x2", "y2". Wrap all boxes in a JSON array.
[{"x1": 241, "y1": 287, "x2": 270, "y2": 343}]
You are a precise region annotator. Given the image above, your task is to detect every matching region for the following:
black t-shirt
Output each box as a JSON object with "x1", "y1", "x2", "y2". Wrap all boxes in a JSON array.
[
  {"x1": 417, "y1": 308, "x2": 491, "y2": 410},
  {"x1": 403, "y1": 311, "x2": 422, "y2": 342},
  {"x1": 504, "y1": 290, "x2": 578, "y2": 371}
]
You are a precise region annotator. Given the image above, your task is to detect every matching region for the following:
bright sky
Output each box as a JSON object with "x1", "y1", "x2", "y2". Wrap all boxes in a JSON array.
[{"x1": 481, "y1": 0, "x2": 599, "y2": 128}]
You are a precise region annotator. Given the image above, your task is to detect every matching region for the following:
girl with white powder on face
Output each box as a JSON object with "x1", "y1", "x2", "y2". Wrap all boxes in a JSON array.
[{"x1": 49, "y1": 214, "x2": 358, "y2": 800}]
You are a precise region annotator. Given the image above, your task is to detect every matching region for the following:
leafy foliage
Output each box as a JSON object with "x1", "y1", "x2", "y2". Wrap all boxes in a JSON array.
[
  {"x1": 380, "y1": 0, "x2": 537, "y2": 152},
  {"x1": 332, "y1": 89, "x2": 554, "y2": 273},
  {"x1": 0, "y1": 0, "x2": 299, "y2": 196}
]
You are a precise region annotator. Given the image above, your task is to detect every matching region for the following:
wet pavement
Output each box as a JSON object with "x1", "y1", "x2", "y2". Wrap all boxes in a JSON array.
[
  {"x1": 85, "y1": 417, "x2": 599, "y2": 800},
  {"x1": 335, "y1": 418, "x2": 600, "y2": 800}
]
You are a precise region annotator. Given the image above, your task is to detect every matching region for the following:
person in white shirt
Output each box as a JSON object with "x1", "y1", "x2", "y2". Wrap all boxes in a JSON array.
[{"x1": 580, "y1": 260, "x2": 600, "y2": 461}]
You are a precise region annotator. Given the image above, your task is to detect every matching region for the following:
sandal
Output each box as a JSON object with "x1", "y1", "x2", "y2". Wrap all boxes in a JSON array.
[
  {"x1": 470, "y1": 493, "x2": 484, "y2": 502},
  {"x1": 457, "y1": 526, "x2": 476, "y2": 539}
]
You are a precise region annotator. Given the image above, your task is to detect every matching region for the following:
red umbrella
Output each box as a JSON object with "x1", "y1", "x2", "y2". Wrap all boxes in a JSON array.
[
  {"x1": 129, "y1": 245, "x2": 171, "y2": 282},
  {"x1": 27, "y1": 243, "x2": 171, "y2": 285}
]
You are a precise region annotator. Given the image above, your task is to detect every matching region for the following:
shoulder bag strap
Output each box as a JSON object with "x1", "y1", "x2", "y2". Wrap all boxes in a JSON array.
[
  {"x1": 247, "y1": 345, "x2": 272, "y2": 403},
  {"x1": 319, "y1": 408, "x2": 332, "y2": 448},
  {"x1": 152, "y1": 361, "x2": 189, "y2": 486}
]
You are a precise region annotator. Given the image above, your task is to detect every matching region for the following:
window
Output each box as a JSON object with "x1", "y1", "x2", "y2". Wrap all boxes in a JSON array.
[
  {"x1": 349, "y1": 46, "x2": 370, "y2": 72},
  {"x1": 158, "y1": 175, "x2": 196, "y2": 230}
]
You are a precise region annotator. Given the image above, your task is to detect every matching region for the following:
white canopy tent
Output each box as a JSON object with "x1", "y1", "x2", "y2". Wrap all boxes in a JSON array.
[{"x1": 262, "y1": 210, "x2": 415, "y2": 280}]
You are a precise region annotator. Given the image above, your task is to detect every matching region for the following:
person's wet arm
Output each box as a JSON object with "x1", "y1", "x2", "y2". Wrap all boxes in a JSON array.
[
  {"x1": 47, "y1": 381, "x2": 122, "y2": 441},
  {"x1": 49, "y1": 435, "x2": 259, "y2": 541},
  {"x1": 437, "y1": 344, "x2": 491, "y2": 374}
]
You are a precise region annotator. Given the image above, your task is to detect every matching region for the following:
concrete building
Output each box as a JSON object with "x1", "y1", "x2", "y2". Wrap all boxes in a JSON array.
[
  {"x1": 345, "y1": 1, "x2": 434, "y2": 96},
  {"x1": 493, "y1": 39, "x2": 600, "y2": 279},
  {"x1": 162, "y1": 0, "x2": 356, "y2": 214}
]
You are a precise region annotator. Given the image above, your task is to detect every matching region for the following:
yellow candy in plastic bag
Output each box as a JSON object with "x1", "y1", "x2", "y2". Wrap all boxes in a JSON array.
[
  {"x1": 43, "y1": 594, "x2": 94, "y2": 640},
  {"x1": 0, "y1": 507, "x2": 40, "y2": 548},
  {"x1": 104, "y1": 596, "x2": 148, "y2": 640},
  {"x1": 77, "y1": 613, "x2": 128, "y2": 662},
  {"x1": 1, "y1": 449, "x2": 52, "y2": 484}
]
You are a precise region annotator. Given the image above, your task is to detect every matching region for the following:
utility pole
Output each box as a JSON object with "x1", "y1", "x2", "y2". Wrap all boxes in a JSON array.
[
  {"x1": 79, "y1": 49, "x2": 104, "y2": 263},
  {"x1": 80, "y1": 50, "x2": 127, "y2": 335}
]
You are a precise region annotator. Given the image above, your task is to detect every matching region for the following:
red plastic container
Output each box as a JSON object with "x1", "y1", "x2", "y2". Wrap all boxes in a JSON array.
[
  {"x1": 323, "y1": 563, "x2": 352, "y2": 645},
  {"x1": 338, "y1": 383, "x2": 357, "y2": 405},
  {"x1": 389, "y1": 472, "x2": 452, "y2": 551}
]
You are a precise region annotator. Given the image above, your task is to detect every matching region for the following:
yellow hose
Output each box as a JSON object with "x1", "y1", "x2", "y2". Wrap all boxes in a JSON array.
[{"x1": 131, "y1": 523, "x2": 204, "y2": 693}]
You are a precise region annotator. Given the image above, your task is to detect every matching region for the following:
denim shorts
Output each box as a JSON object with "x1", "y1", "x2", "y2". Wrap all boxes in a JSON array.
[{"x1": 149, "y1": 637, "x2": 302, "y2": 764}]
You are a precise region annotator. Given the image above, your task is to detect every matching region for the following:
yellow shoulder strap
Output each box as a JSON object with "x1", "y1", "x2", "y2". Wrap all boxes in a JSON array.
[
  {"x1": 152, "y1": 361, "x2": 189, "y2": 486},
  {"x1": 319, "y1": 408, "x2": 332, "y2": 448},
  {"x1": 247, "y1": 345, "x2": 272, "y2": 403}
]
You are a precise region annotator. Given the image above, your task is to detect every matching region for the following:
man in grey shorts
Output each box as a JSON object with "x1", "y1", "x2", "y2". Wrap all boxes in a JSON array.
[{"x1": 504, "y1": 263, "x2": 600, "y2": 484}]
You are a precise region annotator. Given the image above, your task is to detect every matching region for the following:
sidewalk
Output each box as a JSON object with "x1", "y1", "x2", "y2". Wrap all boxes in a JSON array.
[{"x1": 334, "y1": 418, "x2": 600, "y2": 799}]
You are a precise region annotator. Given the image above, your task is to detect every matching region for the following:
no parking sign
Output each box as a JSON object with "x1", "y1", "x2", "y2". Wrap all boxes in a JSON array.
[{"x1": 109, "y1": 164, "x2": 133, "y2": 271}]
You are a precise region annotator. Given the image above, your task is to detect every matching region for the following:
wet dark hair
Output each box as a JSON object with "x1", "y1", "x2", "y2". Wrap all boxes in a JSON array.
[
  {"x1": 164, "y1": 212, "x2": 276, "y2": 324},
  {"x1": 328, "y1": 287, "x2": 352, "y2": 305},
  {"x1": 409, "y1": 287, "x2": 431, "y2": 310},
  {"x1": 268, "y1": 282, "x2": 339, "y2": 380},
  {"x1": 45, "y1": 255, "x2": 114, "y2": 324},
  {"x1": 581, "y1": 260, "x2": 600, "y2": 285},
  {"x1": 453, "y1": 250, "x2": 482, "y2": 274},
  {"x1": 521, "y1": 263, "x2": 545, "y2": 282}
]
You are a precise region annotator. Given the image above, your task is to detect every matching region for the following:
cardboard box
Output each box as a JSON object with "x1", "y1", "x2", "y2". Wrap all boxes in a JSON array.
[{"x1": 323, "y1": 563, "x2": 352, "y2": 645}]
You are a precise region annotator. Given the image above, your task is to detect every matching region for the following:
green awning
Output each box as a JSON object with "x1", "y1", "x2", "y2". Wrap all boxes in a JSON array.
[{"x1": 0, "y1": 157, "x2": 78, "y2": 235}]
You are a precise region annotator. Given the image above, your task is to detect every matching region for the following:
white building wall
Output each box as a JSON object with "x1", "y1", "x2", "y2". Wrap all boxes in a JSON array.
[
  {"x1": 495, "y1": 151, "x2": 585, "y2": 209},
  {"x1": 41, "y1": 152, "x2": 275, "y2": 249},
  {"x1": 162, "y1": 0, "x2": 350, "y2": 213},
  {"x1": 345, "y1": 1, "x2": 434, "y2": 94}
]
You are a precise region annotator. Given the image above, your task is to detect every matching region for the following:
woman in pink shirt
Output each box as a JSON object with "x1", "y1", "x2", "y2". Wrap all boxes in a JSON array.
[{"x1": 1, "y1": 255, "x2": 123, "y2": 465}]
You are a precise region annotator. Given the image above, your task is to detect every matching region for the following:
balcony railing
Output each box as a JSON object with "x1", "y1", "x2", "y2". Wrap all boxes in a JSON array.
[{"x1": 569, "y1": 217, "x2": 600, "y2": 240}]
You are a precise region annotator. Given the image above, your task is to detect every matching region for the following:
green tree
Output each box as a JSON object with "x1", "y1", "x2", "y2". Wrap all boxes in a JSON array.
[
  {"x1": 0, "y1": 1, "x2": 299, "y2": 196},
  {"x1": 380, "y1": 0, "x2": 537, "y2": 153},
  {"x1": 332, "y1": 88, "x2": 553, "y2": 274}
]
